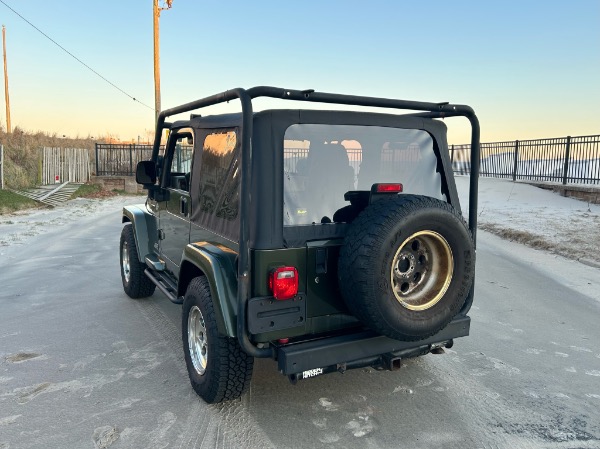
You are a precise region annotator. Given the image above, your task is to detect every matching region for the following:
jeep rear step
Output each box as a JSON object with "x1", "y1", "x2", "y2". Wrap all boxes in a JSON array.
[{"x1": 275, "y1": 316, "x2": 469, "y2": 380}]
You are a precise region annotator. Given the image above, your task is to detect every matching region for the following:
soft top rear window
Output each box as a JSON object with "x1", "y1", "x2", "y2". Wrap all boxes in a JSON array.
[{"x1": 283, "y1": 124, "x2": 445, "y2": 226}]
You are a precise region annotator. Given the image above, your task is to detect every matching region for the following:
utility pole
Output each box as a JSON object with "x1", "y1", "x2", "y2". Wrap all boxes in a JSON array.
[
  {"x1": 2, "y1": 25, "x2": 11, "y2": 133},
  {"x1": 153, "y1": 0, "x2": 173, "y2": 125}
]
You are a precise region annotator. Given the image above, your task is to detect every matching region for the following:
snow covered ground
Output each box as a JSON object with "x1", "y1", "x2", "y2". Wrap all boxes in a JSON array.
[
  {"x1": 1, "y1": 178, "x2": 599, "y2": 267},
  {"x1": 0, "y1": 195, "x2": 144, "y2": 250},
  {"x1": 455, "y1": 176, "x2": 600, "y2": 267}
]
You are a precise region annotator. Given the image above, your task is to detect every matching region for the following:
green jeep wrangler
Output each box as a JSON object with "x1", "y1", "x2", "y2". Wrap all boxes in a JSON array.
[{"x1": 120, "y1": 86, "x2": 481, "y2": 404}]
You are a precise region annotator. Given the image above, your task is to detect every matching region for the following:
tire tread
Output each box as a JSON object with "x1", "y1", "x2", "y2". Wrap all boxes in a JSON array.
[
  {"x1": 183, "y1": 277, "x2": 253, "y2": 403},
  {"x1": 120, "y1": 224, "x2": 156, "y2": 298}
]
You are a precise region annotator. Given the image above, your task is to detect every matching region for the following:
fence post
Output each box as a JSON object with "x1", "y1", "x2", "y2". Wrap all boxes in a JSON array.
[
  {"x1": 129, "y1": 144, "x2": 133, "y2": 176},
  {"x1": 512, "y1": 140, "x2": 520, "y2": 181},
  {"x1": 562, "y1": 136, "x2": 571, "y2": 185},
  {"x1": 450, "y1": 144, "x2": 455, "y2": 164},
  {"x1": 0, "y1": 144, "x2": 3, "y2": 189},
  {"x1": 95, "y1": 143, "x2": 100, "y2": 177}
]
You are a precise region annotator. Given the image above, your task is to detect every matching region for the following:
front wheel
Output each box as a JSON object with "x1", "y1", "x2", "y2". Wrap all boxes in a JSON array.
[
  {"x1": 182, "y1": 276, "x2": 254, "y2": 403},
  {"x1": 120, "y1": 224, "x2": 156, "y2": 298}
]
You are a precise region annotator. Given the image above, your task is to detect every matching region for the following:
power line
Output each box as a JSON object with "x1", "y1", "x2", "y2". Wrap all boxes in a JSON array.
[{"x1": 0, "y1": 0, "x2": 154, "y2": 111}]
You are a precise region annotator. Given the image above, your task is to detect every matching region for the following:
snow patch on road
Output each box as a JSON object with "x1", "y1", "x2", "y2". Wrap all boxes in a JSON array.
[
  {"x1": 91, "y1": 425, "x2": 120, "y2": 449},
  {"x1": 0, "y1": 415, "x2": 21, "y2": 426},
  {"x1": 0, "y1": 195, "x2": 142, "y2": 251},
  {"x1": 456, "y1": 176, "x2": 600, "y2": 265}
]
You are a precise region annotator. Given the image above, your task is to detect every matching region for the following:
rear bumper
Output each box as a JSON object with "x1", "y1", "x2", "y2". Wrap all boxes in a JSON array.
[{"x1": 276, "y1": 315, "x2": 470, "y2": 375}]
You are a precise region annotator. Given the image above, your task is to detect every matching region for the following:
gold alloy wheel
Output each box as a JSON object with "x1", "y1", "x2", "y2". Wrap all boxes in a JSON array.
[{"x1": 390, "y1": 230, "x2": 454, "y2": 311}]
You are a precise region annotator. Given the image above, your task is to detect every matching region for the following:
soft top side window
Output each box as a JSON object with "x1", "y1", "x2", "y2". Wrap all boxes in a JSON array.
[
  {"x1": 163, "y1": 128, "x2": 194, "y2": 192},
  {"x1": 196, "y1": 129, "x2": 240, "y2": 220}
]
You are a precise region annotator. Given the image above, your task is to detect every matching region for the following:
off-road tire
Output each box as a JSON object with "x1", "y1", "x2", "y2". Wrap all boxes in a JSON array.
[
  {"x1": 338, "y1": 194, "x2": 475, "y2": 341},
  {"x1": 120, "y1": 224, "x2": 156, "y2": 298},
  {"x1": 182, "y1": 276, "x2": 254, "y2": 404}
]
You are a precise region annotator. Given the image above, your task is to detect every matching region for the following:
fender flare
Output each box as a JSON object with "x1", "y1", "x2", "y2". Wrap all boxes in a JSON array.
[
  {"x1": 179, "y1": 243, "x2": 238, "y2": 337},
  {"x1": 122, "y1": 205, "x2": 158, "y2": 261}
]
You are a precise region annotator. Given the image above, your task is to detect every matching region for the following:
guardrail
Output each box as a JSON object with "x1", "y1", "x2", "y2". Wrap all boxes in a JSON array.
[{"x1": 451, "y1": 135, "x2": 600, "y2": 185}]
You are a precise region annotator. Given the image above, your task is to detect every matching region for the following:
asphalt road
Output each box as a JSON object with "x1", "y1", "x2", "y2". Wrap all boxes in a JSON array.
[{"x1": 1, "y1": 200, "x2": 599, "y2": 449}]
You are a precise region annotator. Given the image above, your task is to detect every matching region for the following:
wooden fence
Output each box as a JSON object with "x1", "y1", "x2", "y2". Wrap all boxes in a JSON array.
[{"x1": 42, "y1": 147, "x2": 91, "y2": 185}]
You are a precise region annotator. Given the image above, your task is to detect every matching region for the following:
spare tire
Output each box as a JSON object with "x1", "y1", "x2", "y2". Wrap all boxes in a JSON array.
[{"x1": 338, "y1": 194, "x2": 475, "y2": 341}]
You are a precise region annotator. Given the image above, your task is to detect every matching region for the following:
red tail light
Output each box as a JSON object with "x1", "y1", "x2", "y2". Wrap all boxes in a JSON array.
[
  {"x1": 269, "y1": 267, "x2": 299, "y2": 300},
  {"x1": 375, "y1": 183, "x2": 403, "y2": 193}
]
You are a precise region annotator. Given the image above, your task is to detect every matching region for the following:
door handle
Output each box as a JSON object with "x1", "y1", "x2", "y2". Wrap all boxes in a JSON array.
[{"x1": 180, "y1": 197, "x2": 188, "y2": 216}]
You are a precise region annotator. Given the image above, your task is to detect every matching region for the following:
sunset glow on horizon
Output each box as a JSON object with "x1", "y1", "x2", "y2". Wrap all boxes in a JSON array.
[{"x1": 1, "y1": 0, "x2": 598, "y2": 144}]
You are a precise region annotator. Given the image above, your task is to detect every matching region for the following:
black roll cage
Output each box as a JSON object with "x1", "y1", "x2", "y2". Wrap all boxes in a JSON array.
[{"x1": 151, "y1": 86, "x2": 481, "y2": 358}]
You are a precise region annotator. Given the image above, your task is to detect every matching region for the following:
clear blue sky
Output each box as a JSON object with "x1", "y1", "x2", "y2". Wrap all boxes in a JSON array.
[{"x1": 1, "y1": 0, "x2": 599, "y2": 143}]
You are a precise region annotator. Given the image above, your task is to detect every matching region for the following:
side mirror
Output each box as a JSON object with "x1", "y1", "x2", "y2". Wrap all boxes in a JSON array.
[{"x1": 136, "y1": 161, "x2": 157, "y2": 185}]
